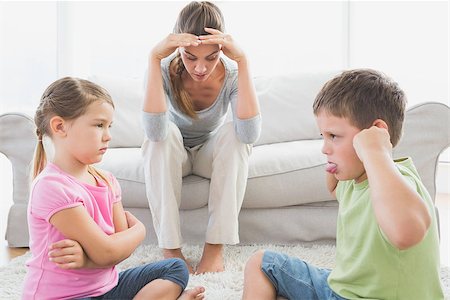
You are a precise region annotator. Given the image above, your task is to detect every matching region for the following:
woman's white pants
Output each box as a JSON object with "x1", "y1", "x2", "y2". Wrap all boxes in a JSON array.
[{"x1": 141, "y1": 122, "x2": 251, "y2": 249}]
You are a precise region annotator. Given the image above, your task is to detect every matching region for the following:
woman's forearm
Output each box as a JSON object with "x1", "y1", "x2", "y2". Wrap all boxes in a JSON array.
[
  {"x1": 236, "y1": 57, "x2": 260, "y2": 119},
  {"x1": 143, "y1": 56, "x2": 167, "y2": 113}
]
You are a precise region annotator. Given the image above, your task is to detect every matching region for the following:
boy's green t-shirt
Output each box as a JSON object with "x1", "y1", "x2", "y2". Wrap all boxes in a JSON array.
[{"x1": 328, "y1": 157, "x2": 443, "y2": 300}]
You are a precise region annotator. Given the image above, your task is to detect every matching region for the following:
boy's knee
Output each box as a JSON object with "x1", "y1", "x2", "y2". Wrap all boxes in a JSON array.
[{"x1": 245, "y1": 250, "x2": 265, "y2": 273}]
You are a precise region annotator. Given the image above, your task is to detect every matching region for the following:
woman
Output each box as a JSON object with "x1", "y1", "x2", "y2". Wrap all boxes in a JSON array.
[{"x1": 142, "y1": 1, "x2": 261, "y2": 274}]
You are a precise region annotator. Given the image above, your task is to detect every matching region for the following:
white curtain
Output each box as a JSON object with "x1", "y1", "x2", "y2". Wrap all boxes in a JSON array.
[{"x1": 0, "y1": 1, "x2": 448, "y2": 111}]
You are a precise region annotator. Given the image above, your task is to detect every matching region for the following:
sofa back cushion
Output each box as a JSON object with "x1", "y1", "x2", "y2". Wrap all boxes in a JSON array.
[
  {"x1": 90, "y1": 75, "x2": 145, "y2": 148},
  {"x1": 253, "y1": 72, "x2": 337, "y2": 146},
  {"x1": 91, "y1": 72, "x2": 337, "y2": 148}
]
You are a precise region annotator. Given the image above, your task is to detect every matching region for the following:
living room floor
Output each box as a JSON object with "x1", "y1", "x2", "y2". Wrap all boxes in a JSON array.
[{"x1": 0, "y1": 157, "x2": 449, "y2": 268}]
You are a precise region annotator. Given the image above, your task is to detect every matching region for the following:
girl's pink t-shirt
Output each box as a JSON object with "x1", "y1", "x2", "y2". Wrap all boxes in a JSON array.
[{"x1": 22, "y1": 162, "x2": 122, "y2": 300}]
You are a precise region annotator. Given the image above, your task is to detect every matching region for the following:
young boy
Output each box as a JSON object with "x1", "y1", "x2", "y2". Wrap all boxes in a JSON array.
[{"x1": 242, "y1": 69, "x2": 444, "y2": 300}]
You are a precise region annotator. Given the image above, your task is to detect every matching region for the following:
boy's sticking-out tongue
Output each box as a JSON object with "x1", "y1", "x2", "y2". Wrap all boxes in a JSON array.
[{"x1": 326, "y1": 162, "x2": 337, "y2": 174}]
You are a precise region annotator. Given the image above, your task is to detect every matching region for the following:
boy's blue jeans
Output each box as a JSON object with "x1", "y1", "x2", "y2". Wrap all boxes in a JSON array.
[
  {"x1": 262, "y1": 250, "x2": 347, "y2": 300},
  {"x1": 79, "y1": 258, "x2": 188, "y2": 299}
]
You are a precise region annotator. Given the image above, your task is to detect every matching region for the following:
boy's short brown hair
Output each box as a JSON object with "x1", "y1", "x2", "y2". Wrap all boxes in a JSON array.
[{"x1": 313, "y1": 69, "x2": 406, "y2": 147}]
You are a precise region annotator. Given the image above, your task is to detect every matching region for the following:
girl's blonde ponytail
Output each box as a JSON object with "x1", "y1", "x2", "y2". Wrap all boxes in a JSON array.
[{"x1": 32, "y1": 130, "x2": 47, "y2": 179}]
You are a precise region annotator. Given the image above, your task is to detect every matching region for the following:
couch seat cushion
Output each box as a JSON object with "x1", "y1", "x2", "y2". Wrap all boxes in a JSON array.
[
  {"x1": 97, "y1": 148, "x2": 211, "y2": 210},
  {"x1": 97, "y1": 139, "x2": 331, "y2": 210},
  {"x1": 249, "y1": 139, "x2": 325, "y2": 178},
  {"x1": 244, "y1": 139, "x2": 333, "y2": 208}
]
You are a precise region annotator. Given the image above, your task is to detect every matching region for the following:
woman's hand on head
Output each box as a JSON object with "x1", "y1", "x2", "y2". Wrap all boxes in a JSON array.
[
  {"x1": 151, "y1": 33, "x2": 200, "y2": 61},
  {"x1": 199, "y1": 28, "x2": 246, "y2": 63}
]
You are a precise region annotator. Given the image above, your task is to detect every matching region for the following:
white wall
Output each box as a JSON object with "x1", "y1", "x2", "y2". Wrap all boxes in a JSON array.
[
  {"x1": 221, "y1": 1, "x2": 349, "y2": 75},
  {"x1": 0, "y1": 2, "x2": 57, "y2": 112},
  {"x1": 52, "y1": 1, "x2": 349, "y2": 77},
  {"x1": 0, "y1": 1, "x2": 448, "y2": 163},
  {"x1": 348, "y1": 1, "x2": 448, "y2": 107},
  {"x1": 1, "y1": 1, "x2": 447, "y2": 112}
]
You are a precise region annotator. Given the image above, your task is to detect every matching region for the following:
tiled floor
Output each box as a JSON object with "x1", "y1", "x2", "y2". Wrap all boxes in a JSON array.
[{"x1": 0, "y1": 155, "x2": 449, "y2": 267}]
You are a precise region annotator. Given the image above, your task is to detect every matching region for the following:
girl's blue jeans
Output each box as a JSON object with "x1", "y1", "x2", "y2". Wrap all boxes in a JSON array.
[{"x1": 79, "y1": 257, "x2": 188, "y2": 299}]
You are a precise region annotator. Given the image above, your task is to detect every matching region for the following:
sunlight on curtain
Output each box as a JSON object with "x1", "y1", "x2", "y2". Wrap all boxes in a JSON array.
[
  {"x1": 0, "y1": 1, "x2": 448, "y2": 126},
  {"x1": 1, "y1": 1, "x2": 447, "y2": 113},
  {"x1": 0, "y1": 2, "x2": 57, "y2": 113}
]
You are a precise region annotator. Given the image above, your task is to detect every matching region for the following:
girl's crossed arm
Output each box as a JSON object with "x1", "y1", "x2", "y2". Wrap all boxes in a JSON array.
[{"x1": 50, "y1": 204, "x2": 145, "y2": 267}]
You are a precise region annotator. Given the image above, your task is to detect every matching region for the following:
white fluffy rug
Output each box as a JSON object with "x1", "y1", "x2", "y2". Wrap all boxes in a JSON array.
[{"x1": 1, "y1": 243, "x2": 449, "y2": 299}]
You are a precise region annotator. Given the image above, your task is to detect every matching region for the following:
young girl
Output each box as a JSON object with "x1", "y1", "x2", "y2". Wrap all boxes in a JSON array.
[
  {"x1": 23, "y1": 77, "x2": 205, "y2": 300},
  {"x1": 142, "y1": 1, "x2": 261, "y2": 274}
]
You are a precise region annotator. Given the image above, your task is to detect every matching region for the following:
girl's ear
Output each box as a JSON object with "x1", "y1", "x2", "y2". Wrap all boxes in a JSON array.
[
  {"x1": 49, "y1": 116, "x2": 67, "y2": 137},
  {"x1": 372, "y1": 119, "x2": 389, "y2": 130}
]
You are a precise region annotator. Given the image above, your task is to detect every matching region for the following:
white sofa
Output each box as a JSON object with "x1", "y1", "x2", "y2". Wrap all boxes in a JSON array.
[{"x1": 1, "y1": 73, "x2": 449, "y2": 247}]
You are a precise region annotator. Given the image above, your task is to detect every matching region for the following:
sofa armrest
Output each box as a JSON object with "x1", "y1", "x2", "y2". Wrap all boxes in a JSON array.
[
  {"x1": 393, "y1": 102, "x2": 450, "y2": 203},
  {"x1": 0, "y1": 112, "x2": 36, "y2": 247}
]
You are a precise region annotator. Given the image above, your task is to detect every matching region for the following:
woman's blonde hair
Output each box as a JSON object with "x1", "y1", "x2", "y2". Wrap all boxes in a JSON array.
[
  {"x1": 171, "y1": 1, "x2": 225, "y2": 118},
  {"x1": 33, "y1": 77, "x2": 115, "y2": 184}
]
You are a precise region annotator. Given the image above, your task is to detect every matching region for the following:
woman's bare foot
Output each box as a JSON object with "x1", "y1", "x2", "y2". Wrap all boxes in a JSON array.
[
  {"x1": 163, "y1": 248, "x2": 194, "y2": 274},
  {"x1": 196, "y1": 243, "x2": 224, "y2": 274},
  {"x1": 178, "y1": 286, "x2": 205, "y2": 299}
]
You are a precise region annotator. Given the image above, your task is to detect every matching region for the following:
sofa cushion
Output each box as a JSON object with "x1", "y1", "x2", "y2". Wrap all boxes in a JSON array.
[
  {"x1": 244, "y1": 139, "x2": 332, "y2": 208},
  {"x1": 90, "y1": 75, "x2": 145, "y2": 148},
  {"x1": 253, "y1": 72, "x2": 337, "y2": 146},
  {"x1": 97, "y1": 139, "x2": 331, "y2": 210},
  {"x1": 90, "y1": 72, "x2": 337, "y2": 148},
  {"x1": 249, "y1": 139, "x2": 325, "y2": 178},
  {"x1": 96, "y1": 148, "x2": 211, "y2": 210}
]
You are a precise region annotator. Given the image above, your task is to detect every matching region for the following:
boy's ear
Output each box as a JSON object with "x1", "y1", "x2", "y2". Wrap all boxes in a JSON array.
[
  {"x1": 49, "y1": 116, "x2": 67, "y2": 137},
  {"x1": 372, "y1": 119, "x2": 389, "y2": 130}
]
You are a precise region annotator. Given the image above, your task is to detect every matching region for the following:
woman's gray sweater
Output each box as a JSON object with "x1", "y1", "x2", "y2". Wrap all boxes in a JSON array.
[{"x1": 142, "y1": 52, "x2": 261, "y2": 147}]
